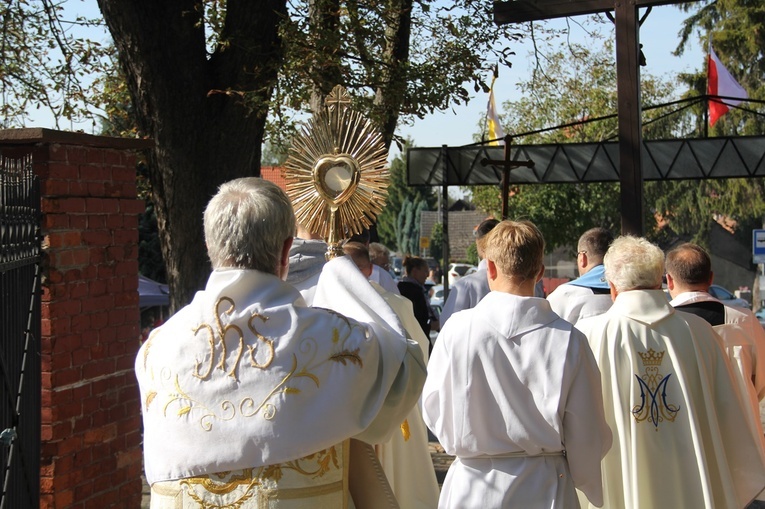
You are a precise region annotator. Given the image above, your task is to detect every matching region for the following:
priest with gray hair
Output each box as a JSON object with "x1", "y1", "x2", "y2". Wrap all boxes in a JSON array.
[
  {"x1": 576, "y1": 235, "x2": 765, "y2": 509},
  {"x1": 137, "y1": 177, "x2": 426, "y2": 508}
]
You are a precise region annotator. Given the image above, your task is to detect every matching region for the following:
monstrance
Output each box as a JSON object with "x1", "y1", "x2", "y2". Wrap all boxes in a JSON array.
[{"x1": 284, "y1": 85, "x2": 389, "y2": 260}]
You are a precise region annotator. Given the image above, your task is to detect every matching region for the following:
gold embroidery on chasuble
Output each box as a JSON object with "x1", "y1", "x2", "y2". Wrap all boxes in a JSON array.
[
  {"x1": 153, "y1": 445, "x2": 347, "y2": 508},
  {"x1": 143, "y1": 297, "x2": 364, "y2": 431},
  {"x1": 632, "y1": 348, "x2": 680, "y2": 429}
]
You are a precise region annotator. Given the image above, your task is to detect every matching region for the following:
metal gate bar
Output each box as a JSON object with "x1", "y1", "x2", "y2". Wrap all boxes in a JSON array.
[{"x1": 0, "y1": 153, "x2": 41, "y2": 509}]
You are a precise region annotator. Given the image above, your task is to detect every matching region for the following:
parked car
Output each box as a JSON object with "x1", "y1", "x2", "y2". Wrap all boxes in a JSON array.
[
  {"x1": 448, "y1": 263, "x2": 476, "y2": 286},
  {"x1": 429, "y1": 284, "x2": 445, "y2": 309},
  {"x1": 756, "y1": 308, "x2": 765, "y2": 329},
  {"x1": 390, "y1": 255, "x2": 403, "y2": 278},
  {"x1": 708, "y1": 284, "x2": 751, "y2": 309}
]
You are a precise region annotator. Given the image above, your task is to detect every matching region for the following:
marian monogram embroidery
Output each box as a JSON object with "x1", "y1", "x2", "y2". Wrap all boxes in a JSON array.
[
  {"x1": 144, "y1": 296, "x2": 363, "y2": 431},
  {"x1": 632, "y1": 348, "x2": 680, "y2": 429}
]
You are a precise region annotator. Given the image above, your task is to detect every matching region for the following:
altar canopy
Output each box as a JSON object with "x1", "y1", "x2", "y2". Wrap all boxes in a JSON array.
[{"x1": 406, "y1": 136, "x2": 765, "y2": 186}]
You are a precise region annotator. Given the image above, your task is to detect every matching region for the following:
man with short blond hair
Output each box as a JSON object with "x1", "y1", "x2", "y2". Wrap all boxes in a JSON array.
[
  {"x1": 439, "y1": 218, "x2": 499, "y2": 325},
  {"x1": 423, "y1": 219, "x2": 611, "y2": 508},
  {"x1": 577, "y1": 236, "x2": 765, "y2": 509}
]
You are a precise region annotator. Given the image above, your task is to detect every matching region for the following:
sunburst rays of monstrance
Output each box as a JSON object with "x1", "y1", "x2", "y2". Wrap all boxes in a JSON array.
[{"x1": 284, "y1": 85, "x2": 389, "y2": 260}]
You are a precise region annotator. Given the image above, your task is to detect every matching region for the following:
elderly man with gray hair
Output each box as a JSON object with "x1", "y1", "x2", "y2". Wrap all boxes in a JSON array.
[
  {"x1": 576, "y1": 236, "x2": 765, "y2": 509},
  {"x1": 137, "y1": 177, "x2": 426, "y2": 508}
]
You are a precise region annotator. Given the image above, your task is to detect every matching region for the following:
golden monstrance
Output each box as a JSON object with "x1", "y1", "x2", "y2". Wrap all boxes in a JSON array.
[{"x1": 284, "y1": 85, "x2": 389, "y2": 260}]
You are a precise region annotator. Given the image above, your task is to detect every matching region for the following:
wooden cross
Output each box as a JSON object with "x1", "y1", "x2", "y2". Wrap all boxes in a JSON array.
[
  {"x1": 493, "y1": 0, "x2": 697, "y2": 235},
  {"x1": 480, "y1": 135, "x2": 535, "y2": 220}
]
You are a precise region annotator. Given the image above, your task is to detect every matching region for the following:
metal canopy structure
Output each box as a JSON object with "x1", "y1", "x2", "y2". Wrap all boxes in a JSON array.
[
  {"x1": 493, "y1": 0, "x2": 698, "y2": 235},
  {"x1": 407, "y1": 136, "x2": 765, "y2": 186}
]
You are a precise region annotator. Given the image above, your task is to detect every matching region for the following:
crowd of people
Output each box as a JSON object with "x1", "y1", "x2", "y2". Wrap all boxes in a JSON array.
[{"x1": 136, "y1": 177, "x2": 765, "y2": 508}]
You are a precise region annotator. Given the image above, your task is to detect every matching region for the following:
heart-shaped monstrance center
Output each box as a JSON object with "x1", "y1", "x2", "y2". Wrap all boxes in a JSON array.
[{"x1": 313, "y1": 154, "x2": 361, "y2": 206}]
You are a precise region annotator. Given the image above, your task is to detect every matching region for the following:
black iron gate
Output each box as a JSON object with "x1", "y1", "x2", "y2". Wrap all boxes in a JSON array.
[{"x1": 0, "y1": 153, "x2": 41, "y2": 509}]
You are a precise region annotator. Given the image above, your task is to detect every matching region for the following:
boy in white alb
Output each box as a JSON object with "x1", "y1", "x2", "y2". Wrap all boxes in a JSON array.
[{"x1": 422, "y1": 220, "x2": 612, "y2": 508}]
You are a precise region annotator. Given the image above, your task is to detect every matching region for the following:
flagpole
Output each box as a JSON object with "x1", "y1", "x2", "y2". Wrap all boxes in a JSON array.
[{"x1": 704, "y1": 38, "x2": 710, "y2": 137}]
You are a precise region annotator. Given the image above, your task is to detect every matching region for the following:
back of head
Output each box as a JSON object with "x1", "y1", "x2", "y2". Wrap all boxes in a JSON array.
[
  {"x1": 343, "y1": 241, "x2": 372, "y2": 276},
  {"x1": 665, "y1": 243, "x2": 712, "y2": 287},
  {"x1": 403, "y1": 255, "x2": 427, "y2": 275},
  {"x1": 347, "y1": 228, "x2": 371, "y2": 246},
  {"x1": 484, "y1": 220, "x2": 544, "y2": 282},
  {"x1": 368, "y1": 242, "x2": 390, "y2": 267},
  {"x1": 475, "y1": 218, "x2": 500, "y2": 258},
  {"x1": 204, "y1": 177, "x2": 296, "y2": 273},
  {"x1": 578, "y1": 227, "x2": 614, "y2": 265},
  {"x1": 604, "y1": 236, "x2": 664, "y2": 292}
]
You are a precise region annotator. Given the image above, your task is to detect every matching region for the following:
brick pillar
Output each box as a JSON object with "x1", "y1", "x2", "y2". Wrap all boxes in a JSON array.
[{"x1": 0, "y1": 129, "x2": 152, "y2": 508}]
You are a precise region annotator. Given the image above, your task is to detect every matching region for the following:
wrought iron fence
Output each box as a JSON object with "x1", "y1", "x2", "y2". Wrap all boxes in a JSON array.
[{"x1": 0, "y1": 153, "x2": 41, "y2": 509}]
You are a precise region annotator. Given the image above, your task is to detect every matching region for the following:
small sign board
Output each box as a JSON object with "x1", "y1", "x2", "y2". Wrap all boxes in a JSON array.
[
  {"x1": 420, "y1": 237, "x2": 430, "y2": 249},
  {"x1": 753, "y1": 229, "x2": 765, "y2": 264}
]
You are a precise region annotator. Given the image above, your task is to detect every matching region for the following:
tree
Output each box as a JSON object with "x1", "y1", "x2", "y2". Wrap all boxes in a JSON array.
[
  {"x1": 88, "y1": 0, "x2": 288, "y2": 309},
  {"x1": 3, "y1": 1, "x2": 528, "y2": 309},
  {"x1": 276, "y1": 1, "x2": 526, "y2": 150},
  {"x1": 675, "y1": 0, "x2": 765, "y2": 136},
  {"x1": 469, "y1": 39, "x2": 676, "y2": 251},
  {"x1": 377, "y1": 142, "x2": 436, "y2": 252}
]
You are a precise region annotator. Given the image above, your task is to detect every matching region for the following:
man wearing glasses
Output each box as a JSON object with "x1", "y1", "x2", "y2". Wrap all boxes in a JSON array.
[{"x1": 547, "y1": 227, "x2": 614, "y2": 325}]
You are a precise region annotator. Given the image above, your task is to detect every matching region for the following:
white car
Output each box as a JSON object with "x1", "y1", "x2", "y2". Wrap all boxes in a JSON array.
[{"x1": 447, "y1": 263, "x2": 476, "y2": 286}]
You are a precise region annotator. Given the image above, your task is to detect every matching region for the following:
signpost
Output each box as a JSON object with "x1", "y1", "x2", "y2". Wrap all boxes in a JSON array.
[{"x1": 753, "y1": 229, "x2": 765, "y2": 264}]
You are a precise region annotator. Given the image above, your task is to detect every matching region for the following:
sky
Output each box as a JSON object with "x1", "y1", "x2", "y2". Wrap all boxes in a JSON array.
[
  {"x1": 391, "y1": 4, "x2": 705, "y2": 157},
  {"x1": 26, "y1": 3, "x2": 705, "y2": 159}
]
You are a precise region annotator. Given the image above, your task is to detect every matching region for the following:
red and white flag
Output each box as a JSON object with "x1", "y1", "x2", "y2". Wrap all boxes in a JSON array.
[{"x1": 707, "y1": 46, "x2": 748, "y2": 126}]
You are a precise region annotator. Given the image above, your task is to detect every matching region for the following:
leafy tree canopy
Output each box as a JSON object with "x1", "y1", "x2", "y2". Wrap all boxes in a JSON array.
[{"x1": 468, "y1": 36, "x2": 676, "y2": 252}]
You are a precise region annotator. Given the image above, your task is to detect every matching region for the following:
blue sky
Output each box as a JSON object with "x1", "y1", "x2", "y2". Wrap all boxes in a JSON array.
[
  {"x1": 28, "y1": 3, "x2": 705, "y2": 157},
  {"x1": 392, "y1": 4, "x2": 705, "y2": 155}
]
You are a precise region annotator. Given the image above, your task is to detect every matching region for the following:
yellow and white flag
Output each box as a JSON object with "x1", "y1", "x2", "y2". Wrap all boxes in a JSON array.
[{"x1": 487, "y1": 74, "x2": 505, "y2": 146}]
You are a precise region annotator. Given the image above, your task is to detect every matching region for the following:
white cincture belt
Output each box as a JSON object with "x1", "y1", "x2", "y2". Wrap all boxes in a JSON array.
[{"x1": 467, "y1": 450, "x2": 566, "y2": 459}]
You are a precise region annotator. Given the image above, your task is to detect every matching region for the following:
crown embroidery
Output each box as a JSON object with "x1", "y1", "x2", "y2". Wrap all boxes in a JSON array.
[{"x1": 632, "y1": 348, "x2": 680, "y2": 429}]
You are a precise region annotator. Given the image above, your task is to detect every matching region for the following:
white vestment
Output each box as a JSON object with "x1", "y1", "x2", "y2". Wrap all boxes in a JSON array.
[
  {"x1": 370, "y1": 281, "x2": 440, "y2": 509},
  {"x1": 670, "y1": 291, "x2": 765, "y2": 455},
  {"x1": 577, "y1": 290, "x2": 765, "y2": 509},
  {"x1": 547, "y1": 282, "x2": 612, "y2": 325},
  {"x1": 422, "y1": 292, "x2": 612, "y2": 509},
  {"x1": 439, "y1": 260, "x2": 489, "y2": 326},
  {"x1": 371, "y1": 264, "x2": 401, "y2": 295},
  {"x1": 138, "y1": 257, "x2": 426, "y2": 508},
  {"x1": 286, "y1": 238, "x2": 327, "y2": 305}
]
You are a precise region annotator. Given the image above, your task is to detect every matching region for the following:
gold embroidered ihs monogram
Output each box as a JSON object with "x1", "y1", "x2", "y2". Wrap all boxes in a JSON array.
[
  {"x1": 631, "y1": 348, "x2": 681, "y2": 429},
  {"x1": 192, "y1": 297, "x2": 275, "y2": 381},
  {"x1": 143, "y1": 296, "x2": 364, "y2": 432}
]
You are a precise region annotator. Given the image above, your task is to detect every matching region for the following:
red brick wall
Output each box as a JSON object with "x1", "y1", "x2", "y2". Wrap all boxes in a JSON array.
[{"x1": 1, "y1": 129, "x2": 151, "y2": 508}]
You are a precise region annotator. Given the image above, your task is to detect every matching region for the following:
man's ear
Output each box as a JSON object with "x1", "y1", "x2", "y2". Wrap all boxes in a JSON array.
[
  {"x1": 536, "y1": 264, "x2": 545, "y2": 283},
  {"x1": 579, "y1": 252, "x2": 588, "y2": 269},
  {"x1": 666, "y1": 272, "x2": 675, "y2": 291},
  {"x1": 609, "y1": 281, "x2": 618, "y2": 302},
  {"x1": 278, "y1": 236, "x2": 294, "y2": 281},
  {"x1": 708, "y1": 271, "x2": 714, "y2": 286},
  {"x1": 486, "y1": 259, "x2": 498, "y2": 281}
]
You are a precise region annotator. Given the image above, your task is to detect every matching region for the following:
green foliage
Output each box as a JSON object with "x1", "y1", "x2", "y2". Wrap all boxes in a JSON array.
[
  {"x1": 378, "y1": 142, "x2": 436, "y2": 251},
  {"x1": 0, "y1": 2, "x2": 111, "y2": 128},
  {"x1": 430, "y1": 222, "x2": 444, "y2": 266},
  {"x1": 466, "y1": 242, "x2": 479, "y2": 266},
  {"x1": 468, "y1": 38, "x2": 674, "y2": 251},
  {"x1": 395, "y1": 195, "x2": 431, "y2": 256},
  {"x1": 271, "y1": 0, "x2": 528, "y2": 149},
  {"x1": 676, "y1": 0, "x2": 765, "y2": 135}
]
